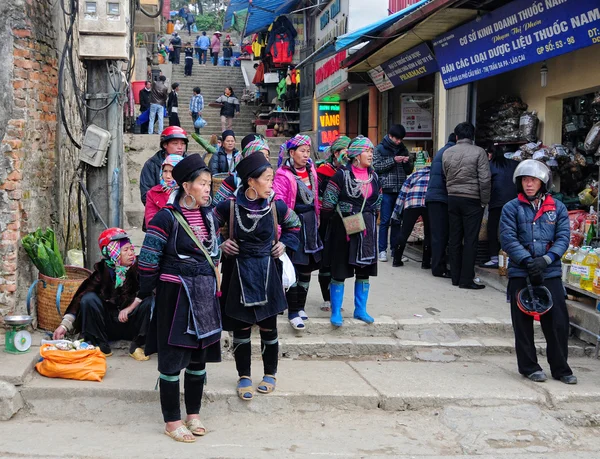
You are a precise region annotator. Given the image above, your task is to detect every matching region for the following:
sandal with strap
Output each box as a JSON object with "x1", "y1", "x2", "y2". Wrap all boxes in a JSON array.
[
  {"x1": 237, "y1": 376, "x2": 253, "y2": 401},
  {"x1": 289, "y1": 315, "x2": 305, "y2": 330},
  {"x1": 186, "y1": 417, "x2": 206, "y2": 436},
  {"x1": 164, "y1": 425, "x2": 196, "y2": 443},
  {"x1": 257, "y1": 374, "x2": 276, "y2": 394}
]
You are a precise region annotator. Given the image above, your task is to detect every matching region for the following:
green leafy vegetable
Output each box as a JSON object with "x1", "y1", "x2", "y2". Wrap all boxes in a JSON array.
[{"x1": 20, "y1": 227, "x2": 66, "y2": 278}]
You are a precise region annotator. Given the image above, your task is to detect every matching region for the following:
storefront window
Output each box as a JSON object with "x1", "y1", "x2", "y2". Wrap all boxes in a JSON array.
[{"x1": 563, "y1": 93, "x2": 600, "y2": 152}]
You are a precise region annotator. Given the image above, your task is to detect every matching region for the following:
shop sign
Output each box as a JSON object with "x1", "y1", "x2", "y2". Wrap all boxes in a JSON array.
[
  {"x1": 315, "y1": 51, "x2": 348, "y2": 99},
  {"x1": 368, "y1": 43, "x2": 438, "y2": 92},
  {"x1": 317, "y1": 103, "x2": 341, "y2": 153},
  {"x1": 320, "y1": 0, "x2": 341, "y2": 30},
  {"x1": 316, "y1": 0, "x2": 349, "y2": 49},
  {"x1": 401, "y1": 93, "x2": 433, "y2": 140},
  {"x1": 433, "y1": 0, "x2": 600, "y2": 89},
  {"x1": 291, "y1": 14, "x2": 305, "y2": 64}
]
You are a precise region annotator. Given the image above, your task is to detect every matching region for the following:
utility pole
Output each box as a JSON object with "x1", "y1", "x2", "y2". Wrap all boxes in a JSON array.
[{"x1": 85, "y1": 60, "x2": 123, "y2": 267}]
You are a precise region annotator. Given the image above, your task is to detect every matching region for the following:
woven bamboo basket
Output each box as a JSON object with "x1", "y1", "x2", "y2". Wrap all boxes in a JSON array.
[
  {"x1": 34, "y1": 266, "x2": 92, "y2": 331},
  {"x1": 212, "y1": 173, "x2": 228, "y2": 196}
]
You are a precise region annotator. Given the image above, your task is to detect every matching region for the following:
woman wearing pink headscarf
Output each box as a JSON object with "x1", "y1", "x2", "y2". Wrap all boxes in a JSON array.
[
  {"x1": 273, "y1": 134, "x2": 321, "y2": 330},
  {"x1": 144, "y1": 154, "x2": 184, "y2": 228},
  {"x1": 321, "y1": 136, "x2": 382, "y2": 327}
]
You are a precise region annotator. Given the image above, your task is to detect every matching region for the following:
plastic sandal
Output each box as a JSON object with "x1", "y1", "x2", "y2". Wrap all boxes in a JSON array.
[
  {"x1": 164, "y1": 425, "x2": 196, "y2": 443},
  {"x1": 320, "y1": 301, "x2": 331, "y2": 312},
  {"x1": 186, "y1": 417, "x2": 206, "y2": 436},
  {"x1": 257, "y1": 374, "x2": 277, "y2": 394},
  {"x1": 298, "y1": 310, "x2": 309, "y2": 321},
  {"x1": 129, "y1": 347, "x2": 150, "y2": 361},
  {"x1": 237, "y1": 376, "x2": 253, "y2": 401},
  {"x1": 289, "y1": 315, "x2": 305, "y2": 330}
]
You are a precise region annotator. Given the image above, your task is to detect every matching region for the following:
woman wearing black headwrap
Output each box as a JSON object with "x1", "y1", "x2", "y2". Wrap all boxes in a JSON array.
[
  {"x1": 138, "y1": 154, "x2": 222, "y2": 443},
  {"x1": 214, "y1": 153, "x2": 300, "y2": 401}
]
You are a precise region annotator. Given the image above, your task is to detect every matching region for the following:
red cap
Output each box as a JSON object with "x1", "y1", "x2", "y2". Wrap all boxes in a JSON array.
[{"x1": 98, "y1": 228, "x2": 129, "y2": 251}]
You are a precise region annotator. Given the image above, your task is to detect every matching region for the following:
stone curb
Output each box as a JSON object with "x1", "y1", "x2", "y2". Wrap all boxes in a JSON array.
[{"x1": 20, "y1": 357, "x2": 600, "y2": 419}]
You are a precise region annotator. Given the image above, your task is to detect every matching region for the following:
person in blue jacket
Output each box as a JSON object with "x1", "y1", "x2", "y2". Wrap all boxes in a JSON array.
[
  {"x1": 481, "y1": 148, "x2": 518, "y2": 268},
  {"x1": 500, "y1": 159, "x2": 576, "y2": 385},
  {"x1": 424, "y1": 133, "x2": 455, "y2": 278}
]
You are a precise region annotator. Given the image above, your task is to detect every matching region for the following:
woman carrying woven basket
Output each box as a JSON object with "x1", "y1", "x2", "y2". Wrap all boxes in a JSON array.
[
  {"x1": 52, "y1": 228, "x2": 152, "y2": 360},
  {"x1": 138, "y1": 154, "x2": 222, "y2": 443},
  {"x1": 321, "y1": 136, "x2": 382, "y2": 327},
  {"x1": 214, "y1": 153, "x2": 300, "y2": 401},
  {"x1": 273, "y1": 135, "x2": 322, "y2": 330}
]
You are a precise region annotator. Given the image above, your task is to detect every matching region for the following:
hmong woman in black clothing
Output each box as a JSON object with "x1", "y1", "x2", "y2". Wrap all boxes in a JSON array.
[
  {"x1": 214, "y1": 153, "x2": 300, "y2": 401},
  {"x1": 316, "y1": 135, "x2": 351, "y2": 311},
  {"x1": 321, "y1": 136, "x2": 382, "y2": 327},
  {"x1": 138, "y1": 154, "x2": 221, "y2": 443}
]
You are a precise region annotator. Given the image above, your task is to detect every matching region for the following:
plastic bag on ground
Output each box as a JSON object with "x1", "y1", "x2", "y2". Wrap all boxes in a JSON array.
[
  {"x1": 36, "y1": 344, "x2": 107, "y2": 382},
  {"x1": 66, "y1": 249, "x2": 84, "y2": 268}
]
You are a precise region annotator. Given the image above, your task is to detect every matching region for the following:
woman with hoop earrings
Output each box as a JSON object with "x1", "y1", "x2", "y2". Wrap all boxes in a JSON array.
[
  {"x1": 273, "y1": 135, "x2": 322, "y2": 330},
  {"x1": 214, "y1": 153, "x2": 300, "y2": 400},
  {"x1": 138, "y1": 154, "x2": 222, "y2": 443}
]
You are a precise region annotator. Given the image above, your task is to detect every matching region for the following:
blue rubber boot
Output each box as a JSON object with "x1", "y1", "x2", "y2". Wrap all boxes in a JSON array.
[
  {"x1": 330, "y1": 281, "x2": 344, "y2": 327},
  {"x1": 353, "y1": 280, "x2": 374, "y2": 324}
]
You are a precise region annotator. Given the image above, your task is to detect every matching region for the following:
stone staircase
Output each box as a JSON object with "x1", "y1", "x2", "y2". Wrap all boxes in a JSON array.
[
  {"x1": 169, "y1": 63, "x2": 255, "y2": 138},
  {"x1": 168, "y1": 62, "x2": 288, "y2": 163}
]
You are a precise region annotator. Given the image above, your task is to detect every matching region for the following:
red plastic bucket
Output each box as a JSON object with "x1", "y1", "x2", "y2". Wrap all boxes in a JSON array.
[{"x1": 132, "y1": 81, "x2": 146, "y2": 104}]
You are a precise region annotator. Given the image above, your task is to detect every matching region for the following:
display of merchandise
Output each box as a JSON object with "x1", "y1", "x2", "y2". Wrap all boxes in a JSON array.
[
  {"x1": 498, "y1": 249, "x2": 509, "y2": 277},
  {"x1": 580, "y1": 248, "x2": 598, "y2": 292},
  {"x1": 568, "y1": 246, "x2": 587, "y2": 286},
  {"x1": 476, "y1": 96, "x2": 529, "y2": 144},
  {"x1": 592, "y1": 250, "x2": 600, "y2": 295},
  {"x1": 561, "y1": 245, "x2": 576, "y2": 283}
]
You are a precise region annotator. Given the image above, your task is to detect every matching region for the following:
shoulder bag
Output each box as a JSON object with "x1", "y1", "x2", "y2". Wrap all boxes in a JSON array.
[{"x1": 337, "y1": 193, "x2": 368, "y2": 235}]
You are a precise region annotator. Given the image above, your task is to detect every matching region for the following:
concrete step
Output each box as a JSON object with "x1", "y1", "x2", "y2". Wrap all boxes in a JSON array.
[
  {"x1": 238, "y1": 335, "x2": 590, "y2": 361},
  {"x1": 17, "y1": 353, "x2": 600, "y2": 423}
]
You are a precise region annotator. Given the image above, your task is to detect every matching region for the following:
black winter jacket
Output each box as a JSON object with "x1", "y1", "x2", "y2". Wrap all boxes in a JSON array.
[
  {"x1": 266, "y1": 16, "x2": 298, "y2": 56},
  {"x1": 425, "y1": 141, "x2": 455, "y2": 204},
  {"x1": 65, "y1": 261, "x2": 140, "y2": 330},
  {"x1": 216, "y1": 95, "x2": 240, "y2": 118},
  {"x1": 372, "y1": 136, "x2": 413, "y2": 193},
  {"x1": 139, "y1": 88, "x2": 151, "y2": 113},
  {"x1": 489, "y1": 160, "x2": 518, "y2": 209},
  {"x1": 167, "y1": 91, "x2": 179, "y2": 115},
  {"x1": 208, "y1": 147, "x2": 239, "y2": 175}
]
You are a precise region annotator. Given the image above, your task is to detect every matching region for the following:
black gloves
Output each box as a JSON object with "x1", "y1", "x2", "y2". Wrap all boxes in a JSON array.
[{"x1": 527, "y1": 257, "x2": 548, "y2": 286}]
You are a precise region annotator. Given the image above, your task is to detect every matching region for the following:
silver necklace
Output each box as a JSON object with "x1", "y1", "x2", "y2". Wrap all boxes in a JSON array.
[
  {"x1": 294, "y1": 166, "x2": 316, "y2": 205},
  {"x1": 343, "y1": 169, "x2": 373, "y2": 198},
  {"x1": 189, "y1": 214, "x2": 218, "y2": 254},
  {"x1": 235, "y1": 203, "x2": 271, "y2": 233}
]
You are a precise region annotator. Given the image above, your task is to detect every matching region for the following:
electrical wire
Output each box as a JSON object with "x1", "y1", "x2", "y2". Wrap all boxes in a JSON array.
[
  {"x1": 77, "y1": 167, "x2": 87, "y2": 267},
  {"x1": 57, "y1": 0, "x2": 85, "y2": 149}
]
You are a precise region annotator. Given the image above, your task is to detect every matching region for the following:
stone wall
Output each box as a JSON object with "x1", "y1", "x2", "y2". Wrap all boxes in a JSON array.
[{"x1": 0, "y1": 0, "x2": 84, "y2": 316}]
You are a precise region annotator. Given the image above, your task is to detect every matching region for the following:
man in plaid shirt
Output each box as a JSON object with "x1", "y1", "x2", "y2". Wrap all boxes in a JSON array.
[{"x1": 391, "y1": 165, "x2": 431, "y2": 268}]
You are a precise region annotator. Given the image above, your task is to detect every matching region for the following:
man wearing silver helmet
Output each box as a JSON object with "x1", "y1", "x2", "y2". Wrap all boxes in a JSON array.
[{"x1": 500, "y1": 159, "x2": 576, "y2": 385}]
